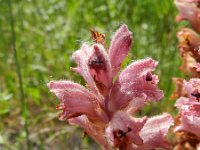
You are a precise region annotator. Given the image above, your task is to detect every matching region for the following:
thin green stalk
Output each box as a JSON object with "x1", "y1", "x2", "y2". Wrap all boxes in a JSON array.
[{"x1": 8, "y1": 0, "x2": 31, "y2": 149}]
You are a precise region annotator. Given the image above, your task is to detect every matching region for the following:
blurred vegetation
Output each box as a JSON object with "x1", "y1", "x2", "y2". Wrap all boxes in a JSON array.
[{"x1": 0, "y1": 0, "x2": 185, "y2": 149}]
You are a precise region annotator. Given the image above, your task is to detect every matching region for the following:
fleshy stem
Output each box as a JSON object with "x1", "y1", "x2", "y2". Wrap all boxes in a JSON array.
[{"x1": 8, "y1": 0, "x2": 31, "y2": 149}]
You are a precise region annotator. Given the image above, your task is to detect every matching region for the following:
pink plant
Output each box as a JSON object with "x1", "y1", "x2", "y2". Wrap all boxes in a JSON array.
[
  {"x1": 175, "y1": 79, "x2": 200, "y2": 137},
  {"x1": 47, "y1": 24, "x2": 173, "y2": 149}
]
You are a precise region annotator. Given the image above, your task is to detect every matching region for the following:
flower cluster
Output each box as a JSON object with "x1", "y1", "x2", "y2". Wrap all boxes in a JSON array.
[
  {"x1": 174, "y1": 79, "x2": 200, "y2": 149},
  {"x1": 173, "y1": 0, "x2": 200, "y2": 149},
  {"x1": 47, "y1": 25, "x2": 173, "y2": 149},
  {"x1": 172, "y1": 0, "x2": 200, "y2": 100},
  {"x1": 175, "y1": 0, "x2": 200, "y2": 77}
]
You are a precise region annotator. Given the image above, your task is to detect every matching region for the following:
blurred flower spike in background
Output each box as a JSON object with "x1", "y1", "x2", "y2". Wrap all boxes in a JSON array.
[{"x1": 48, "y1": 24, "x2": 174, "y2": 149}]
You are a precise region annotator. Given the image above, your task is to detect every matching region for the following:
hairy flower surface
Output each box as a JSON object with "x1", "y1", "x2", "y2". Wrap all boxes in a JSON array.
[
  {"x1": 175, "y1": 0, "x2": 200, "y2": 33},
  {"x1": 177, "y1": 28, "x2": 200, "y2": 59},
  {"x1": 174, "y1": 79, "x2": 200, "y2": 147},
  {"x1": 173, "y1": 0, "x2": 200, "y2": 149},
  {"x1": 48, "y1": 24, "x2": 173, "y2": 149}
]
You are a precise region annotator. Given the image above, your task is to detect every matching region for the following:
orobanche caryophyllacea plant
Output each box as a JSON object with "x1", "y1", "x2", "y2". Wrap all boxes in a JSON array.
[
  {"x1": 172, "y1": 0, "x2": 200, "y2": 149},
  {"x1": 171, "y1": 0, "x2": 200, "y2": 100},
  {"x1": 47, "y1": 24, "x2": 174, "y2": 150},
  {"x1": 173, "y1": 79, "x2": 200, "y2": 149}
]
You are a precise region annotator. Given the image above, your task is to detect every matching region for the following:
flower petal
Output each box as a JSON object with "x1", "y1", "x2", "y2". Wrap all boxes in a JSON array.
[
  {"x1": 108, "y1": 24, "x2": 133, "y2": 76},
  {"x1": 175, "y1": 96, "x2": 200, "y2": 117},
  {"x1": 47, "y1": 80, "x2": 108, "y2": 122},
  {"x1": 105, "y1": 111, "x2": 147, "y2": 148},
  {"x1": 177, "y1": 28, "x2": 200, "y2": 63},
  {"x1": 184, "y1": 78, "x2": 200, "y2": 99},
  {"x1": 88, "y1": 44, "x2": 113, "y2": 95},
  {"x1": 175, "y1": 0, "x2": 200, "y2": 33},
  {"x1": 108, "y1": 58, "x2": 163, "y2": 112},
  {"x1": 175, "y1": 97, "x2": 192, "y2": 110},
  {"x1": 68, "y1": 115, "x2": 110, "y2": 149},
  {"x1": 174, "y1": 114, "x2": 200, "y2": 138},
  {"x1": 72, "y1": 43, "x2": 113, "y2": 96},
  {"x1": 135, "y1": 113, "x2": 174, "y2": 150},
  {"x1": 72, "y1": 43, "x2": 99, "y2": 93},
  {"x1": 125, "y1": 96, "x2": 148, "y2": 115}
]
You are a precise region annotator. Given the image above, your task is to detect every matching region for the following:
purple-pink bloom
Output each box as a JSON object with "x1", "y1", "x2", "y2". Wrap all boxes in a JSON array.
[
  {"x1": 174, "y1": 0, "x2": 200, "y2": 33},
  {"x1": 174, "y1": 78, "x2": 200, "y2": 138},
  {"x1": 48, "y1": 24, "x2": 173, "y2": 149},
  {"x1": 134, "y1": 113, "x2": 174, "y2": 150}
]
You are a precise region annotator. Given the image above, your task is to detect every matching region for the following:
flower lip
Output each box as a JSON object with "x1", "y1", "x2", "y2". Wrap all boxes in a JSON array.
[
  {"x1": 47, "y1": 80, "x2": 108, "y2": 122},
  {"x1": 108, "y1": 24, "x2": 133, "y2": 76},
  {"x1": 114, "y1": 127, "x2": 132, "y2": 139}
]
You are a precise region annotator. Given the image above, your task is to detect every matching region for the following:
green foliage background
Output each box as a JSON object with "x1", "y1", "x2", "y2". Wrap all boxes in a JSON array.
[{"x1": 0, "y1": 0, "x2": 184, "y2": 149}]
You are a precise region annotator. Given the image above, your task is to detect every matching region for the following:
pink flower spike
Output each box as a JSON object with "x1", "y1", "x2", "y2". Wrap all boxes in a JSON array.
[
  {"x1": 108, "y1": 58, "x2": 163, "y2": 112},
  {"x1": 135, "y1": 113, "x2": 174, "y2": 150},
  {"x1": 48, "y1": 24, "x2": 171, "y2": 149},
  {"x1": 109, "y1": 24, "x2": 133, "y2": 76},
  {"x1": 47, "y1": 80, "x2": 108, "y2": 122}
]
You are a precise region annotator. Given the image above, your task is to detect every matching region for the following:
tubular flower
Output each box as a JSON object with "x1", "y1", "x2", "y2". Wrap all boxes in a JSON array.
[
  {"x1": 47, "y1": 24, "x2": 173, "y2": 149},
  {"x1": 176, "y1": 28, "x2": 200, "y2": 76},
  {"x1": 175, "y1": 0, "x2": 200, "y2": 33},
  {"x1": 177, "y1": 28, "x2": 200, "y2": 61},
  {"x1": 174, "y1": 78, "x2": 200, "y2": 149}
]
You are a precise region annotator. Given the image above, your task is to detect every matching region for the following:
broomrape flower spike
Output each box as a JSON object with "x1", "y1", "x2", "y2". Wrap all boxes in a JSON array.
[{"x1": 47, "y1": 24, "x2": 174, "y2": 150}]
